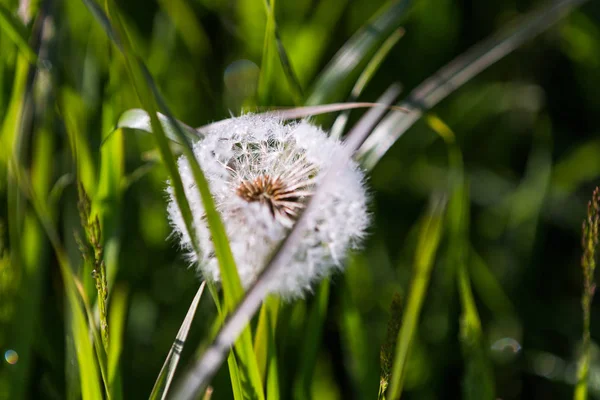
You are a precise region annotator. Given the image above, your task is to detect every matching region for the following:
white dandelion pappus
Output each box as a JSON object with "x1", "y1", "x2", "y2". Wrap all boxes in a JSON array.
[{"x1": 166, "y1": 114, "x2": 369, "y2": 299}]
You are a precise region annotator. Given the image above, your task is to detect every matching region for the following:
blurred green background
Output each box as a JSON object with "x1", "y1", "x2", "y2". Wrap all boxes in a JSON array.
[{"x1": 1, "y1": 0, "x2": 600, "y2": 399}]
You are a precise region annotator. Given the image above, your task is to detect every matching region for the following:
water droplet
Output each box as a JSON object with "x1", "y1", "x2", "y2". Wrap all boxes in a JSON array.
[{"x1": 5, "y1": 349, "x2": 18, "y2": 365}]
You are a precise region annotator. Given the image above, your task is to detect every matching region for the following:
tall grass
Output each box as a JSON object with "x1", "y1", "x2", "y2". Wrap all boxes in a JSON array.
[{"x1": 1, "y1": 0, "x2": 598, "y2": 399}]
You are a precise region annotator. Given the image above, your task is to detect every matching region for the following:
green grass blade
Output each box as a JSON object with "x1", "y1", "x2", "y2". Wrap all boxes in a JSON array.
[
  {"x1": 330, "y1": 28, "x2": 405, "y2": 139},
  {"x1": 150, "y1": 281, "x2": 206, "y2": 400},
  {"x1": 253, "y1": 296, "x2": 281, "y2": 400},
  {"x1": 253, "y1": 296, "x2": 280, "y2": 383},
  {"x1": 2, "y1": 12, "x2": 51, "y2": 396},
  {"x1": 0, "y1": 4, "x2": 37, "y2": 63},
  {"x1": 469, "y1": 249, "x2": 515, "y2": 318},
  {"x1": 305, "y1": 0, "x2": 411, "y2": 106},
  {"x1": 457, "y1": 247, "x2": 495, "y2": 400},
  {"x1": 387, "y1": 196, "x2": 446, "y2": 400},
  {"x1": 257, "y1": 0, "x2": 303, "y2": 105},
  {"x1": 108, "y1": 285, "x2": 127, "y2": 400},
  {"x1": 293, "y1": 280, "x2": 330, "y2": 400},
  {"x1": 11, "y1": 163, "x2": 104, "y2": 400},
  {"x1": 73, "y1": 279, "x2": 112, "y2": 399},
  {"x1": 197, "y1": 102, "x2": 409, "y2": 133},
  {"x1": 1, "y1": 55, "x2": 32, "y2": 400},
  {"x1": 173, "y1": 85, "x2": 401, "y2": 400},
  {"x1": 433, "y1": 115, "x2": 495, "y2": 399},
  {"x1": 358, "y1": 0, "x2": 589, "y2": 170},
  {"x1": 82, "y1": 2, "x2": 264, "y2": 398}
]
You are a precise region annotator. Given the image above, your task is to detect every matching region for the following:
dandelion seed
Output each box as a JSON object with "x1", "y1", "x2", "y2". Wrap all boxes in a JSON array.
[{"x1": 166, "y1": 114, "x2": 369, "y2": 299}]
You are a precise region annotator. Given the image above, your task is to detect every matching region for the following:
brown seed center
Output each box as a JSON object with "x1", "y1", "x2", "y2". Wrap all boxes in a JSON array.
[{"x1": 236, "y1": 174, "x2": 305, "y2": 220}]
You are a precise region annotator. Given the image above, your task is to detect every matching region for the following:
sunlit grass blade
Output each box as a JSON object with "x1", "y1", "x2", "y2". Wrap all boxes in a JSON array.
[
  {"x1": 107, "y1": 285, "x2": 127, "y2": 400},
  {"x1": 358, "y1": 0, "x2": 589, "y2": 170},
  {"x1": 82, "y1": 1, "x2": 264, "y2": 398},
  {"x1": 387, "y1": 196, "x2": 446, "y2": 400},
  {"x1": 116, "y1": 103, "x2": 408, "y2": 144},
  {"x1": 11, "y1": 162, "x2": 104, "y2": 400},
  {"x1": 197, "y1": 102, "x2": 409, "y2": 133},
  {"x1": 173, "y1": 84, "x2": 401, "y2": 400},
  {"x1": 433, "y1": 115, "x2": 495, "y2": 399},
  {"x1": 330, "y1": 28, "x2": 405, "y2": 139},
  {"x1": 253, "y1": 295, "x2": 281, "y2": 400},
  {"x1": 293, "y1": 280, "x2": 330, "y2": 400},
  {"x1": 115, "y1": 108, "x2": 201, "y2": 144},
  {"x1": 73, "y1": 277, "x2": 112, "y2": 398},
  {"x1": 150, "y1": 281, "x2": 206, "y2": 400},
  {"x1": 469, "y1": 249, "x2": 515, "y2": 317},
  {"x1": 0, "y1": 4, "x2": 37, "y2": 63},
  {"x1": 253, "y1": 296, "x2": 280, "y2": 383},
  {"x1": 2, "y1": 10, "x2": 51, "y2": 397},
  {"x1": 457, "y1": 236, "x2": 495, "y2": 400},
  {"x1": 305, "y1": 0, "x2": 410, "y2": 106},
  {"x1": 257, "y1": 0, "x2": 303, "y2": 105}
]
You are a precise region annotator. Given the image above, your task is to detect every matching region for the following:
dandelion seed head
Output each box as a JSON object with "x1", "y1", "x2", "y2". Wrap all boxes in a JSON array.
[{"x1": 166, "y1": 114, "x2": 369, "y2": 299}]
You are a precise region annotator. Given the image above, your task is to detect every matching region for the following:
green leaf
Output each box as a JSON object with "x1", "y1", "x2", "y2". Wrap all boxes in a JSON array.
[
  {"x1": 115, "y1": 108, "x2": 201, "y2": 145},
  {"x1": 0, "y1": 4, "x2": 37, "y2": 63},
  {"x1": 358, "y1": 0, "x2": 589, "y2": 170},
  {"x1": 387, "y1": 196, "x2": 446, "y2": 399},
  {"x1": 305, "y1": 0, "x2": 411, "y2": 106},
  {"x1": 150, "y1": 282, "x2": 206, "y2": 400}
]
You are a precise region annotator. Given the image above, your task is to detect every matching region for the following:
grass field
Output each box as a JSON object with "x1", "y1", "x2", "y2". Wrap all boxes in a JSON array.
[{"x1": 1, "y1": 0, "x2": 600, "y2": 399}]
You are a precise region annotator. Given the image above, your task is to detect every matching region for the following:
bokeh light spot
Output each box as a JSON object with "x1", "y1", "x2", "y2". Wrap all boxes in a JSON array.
[
  {"x1": 491, "y1": 337, "x2": 521, "y2": 354},
  {"x1": 224, "y1": 60, "x2": 259, "y2": 94},
  {"x1": 4, "y1": 350, "x2": 18, "y2": 365}
]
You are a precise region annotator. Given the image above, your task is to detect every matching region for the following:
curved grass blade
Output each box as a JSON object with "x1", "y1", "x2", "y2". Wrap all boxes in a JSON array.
[
  {"x1": 150, "y1": 281, "x2": 206, "y2": 400},
  {"x1": 0, "y1": 4, "x2": 37, "y2": 63},
  {"x1": 11, "y1": 162, "x2": 104, "y2": 400},
  {"x1": 305, "y1": 0, "x2": 411, "y2": 106},
  {"x1": 330, "y1": 28, "x2": 405, "y2": 139},
  {"x1": 257, "y1": 0, "x2": 303, "y2": 105},
  {"x1": 197, "y1": 102, "x2": 408, "y2": 133},
  {"x1": 358, "y1": 0, "x2": 589, "y2": 170},
  {"x1": 434, "y1": 116, "x2": 495, "y2": 399},
  {"x1": 114, "y1": 108, "x2": 201, "y2": 145},
  {"x1": 82, "y1": 2, "x2": 264, "y2": 398},
  {"x1": 387, "y1": 195, "x2": 446, "y2": 400},
  {"x1": 173, "y1": 84, "x2": 401, "y2": 400},
  {"x1": 117, "y1": 103, "x2": 409, "y2": 143}
]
